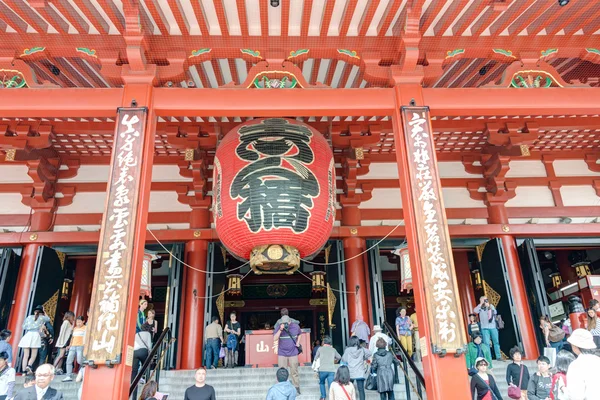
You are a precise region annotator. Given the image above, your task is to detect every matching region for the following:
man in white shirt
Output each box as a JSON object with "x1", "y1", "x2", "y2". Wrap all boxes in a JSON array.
[
  {"x1": 14, "y1": 364, "x2": 63, "y2": 400},
  {"x1": 566, "y1": 329, "x2": 600, "y2": 400},
  {"x1": 368, "y1": 325, "x2": 391, "y2": 357}
]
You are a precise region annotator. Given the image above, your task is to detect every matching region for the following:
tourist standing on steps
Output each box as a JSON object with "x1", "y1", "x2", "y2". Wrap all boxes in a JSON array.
[
  {"x1": 585, "y1": 308, "x2": 600, "y2": 347},
  {"x1": 138, "y1": 380, "x2": 159, "y2": 400},
  {"x1": 565, "y1": 329, "x2": 600, "y2": 400},
  {"x1": 465, "y1": 333, "x2": 493, "y2": 372},
  {"x1": 313, "y1": 335, "x2": 341, "y2": 400},
  {"x1": 14, "y1": 364, "x2": 63, "y2": 400},
  {"x1": 0, "y1": 330, "x2": 12, "y2": 368},
  {"x1": 53, "y1": 311, "x2": 74, "y2": 374},
  {"x1": 328, "y1": 365, "x2": 356, "y2": 400},
  {"x1": 527, "y1": 355, "x2": 552, "y2": 400},
  {"x1": 506, "y1": 346, "x2": 529, "y2": 400},
  {"x1": 0, "y1": 351, "x2": 16, "y2": 400},
  {"x1": 62, "y1": 316, "x2": 86, "y2": 382},
  {"x1": 273, "y1": 309, "x2": 302, "y2": 396},
  {"x1": 266, "y1": 368, "x2": 296, "y2": 400},
  {"x1": 550, "y1": 350, "x2": 575, "y2": 400},
  {"x1": 470, "y1": 357, "x2": 503, "y2": 400},
  {"x1": 184, "y1": 367, "x2": 216, "y2": 400},
  {"x1": 351, "y1": 316, "x2": 370, "y2": 345},
  {"x1": 137, "y1": 300, "x2": 148, "y2": 333},
  {"x1": 341, "y1": 336, "x2": 370, "y2": 400},
  {"x1": 224, "y1": 311, "x2": 241, "y2": 368},
  {"x1": 371, "y1": 338, "x2": 400, "y2": 400},
  {"x1": 368, "y1": 325, "x2": 391, "y2": 357},
  {"x1": 395, "y1": 308, "x2": 413, "y2": 357},
  {"x1": 131, "y1": 323, "x2": 153, "y2": 383},
  {"x1": 540, "y1": 316, "x2": 565, "y2": 351},
  {"x1": 468, "y1": 313, "x2": 482, "y2": 340},
  {"x1": 474, "y1": 296, "x2": 502, "y2": 361},
  {"x1": 18, "y1": 305, "x2": 49, "y2": 375},
  {"x1": 204, "y1": 316, "x2": 223, "y2": 369}
]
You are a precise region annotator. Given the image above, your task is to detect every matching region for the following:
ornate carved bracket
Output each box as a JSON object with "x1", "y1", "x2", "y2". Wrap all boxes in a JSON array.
[
  {"x1": 177, "y1": 156, "x2": 211, "y2": 208},
  {"x1": 485, "y1": 57, "x2": 582, "y2": 88},
  {"x1": 483, "y1": 122, "x2": 538, "y2": 156},
  {"x1": 0, "y1": 122, "x2": 54, "y2": 150},
  {"x1": 225, "y1": 60, "x2": 323, "y2": 89},
  {"x1": 0, "y1": 49, "x2": 58, "y2": 88},
  {"x1": 339, "y1": 157, "x2": 373, "y2": 207},
  {"x1": 166, "y1": 125, "x2": 218, "y2": 151},
  {"x1": 466, "y1": 153, "x2": 516, "y2": 204}
]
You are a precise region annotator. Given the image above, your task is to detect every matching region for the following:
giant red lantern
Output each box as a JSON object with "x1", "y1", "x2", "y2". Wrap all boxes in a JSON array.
[{"x1": 213, "y1": 118, "x2": 336, "y2": 274}]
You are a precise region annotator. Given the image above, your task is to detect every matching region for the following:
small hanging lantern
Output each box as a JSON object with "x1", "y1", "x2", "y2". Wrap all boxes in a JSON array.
[
  {"x1": 574, "y1": 262, "x2": 591, "y2": 278},
  {"x1": 140, "y1": 253, "x2": 154, "y2": 298},
  {"x1": 550, "y1": 272, "x2": 563, "y2": 288},
  {"x1": 311, "y1": 271, "x2": 326, "y2": 292},
  {"x1": 227, "y1": 274, "x2": 243, "y2": 296},
  {"x1": 472, "y1": 269, "x2": 483, "y2": 291}
]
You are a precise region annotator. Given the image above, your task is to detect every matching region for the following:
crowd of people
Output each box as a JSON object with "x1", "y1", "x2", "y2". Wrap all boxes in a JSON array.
[{"x1": 467, "y1": 295, "x2": 600, "y2": 400}]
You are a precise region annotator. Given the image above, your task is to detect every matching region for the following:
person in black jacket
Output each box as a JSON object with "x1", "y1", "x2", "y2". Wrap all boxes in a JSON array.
[
  {"x1": 505, "y1": 346, "x2": 529, "y2": 399},
  {"x1": 471, "y1": 357, "x2": 503, "y2": 400}
]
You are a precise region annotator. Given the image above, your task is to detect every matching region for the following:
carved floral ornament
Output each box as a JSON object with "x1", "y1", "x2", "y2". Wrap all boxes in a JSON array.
[
  {"x1": 510, "y1": 70, "x2": 562, "y2": 88},
  {"x1": 0, "y1": 69, "x2": 27, "y2": 88}
]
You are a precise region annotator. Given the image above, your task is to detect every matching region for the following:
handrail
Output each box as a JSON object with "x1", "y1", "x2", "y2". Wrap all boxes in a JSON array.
[
  {"x1": 383, "y1": 321, "x2": 426, "y2": 399},
  {"x1": 129, "y1": 327, "x2": 172, "y2": 397}
]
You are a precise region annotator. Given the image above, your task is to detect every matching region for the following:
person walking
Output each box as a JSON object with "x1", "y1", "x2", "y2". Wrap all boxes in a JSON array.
[
  {"x1": 204, "y1": 316, "x2": 223, "y2": 370},
  {"x1": 368, "y1": 326, "x2": 391, "y2": 357},
  {"x1": 341, "y1": 336, "x2": 370, "y2": 400},
  {"x1": 139, "y1": 380, "x2": 159, "y2": 400},
  {"x1": 351, "y1": 317, "x2": 370, "y2": 345},
  {"x1": 273, "y1": 309, "x2": 302, "y2": 395},
  {"x1": 565, "y1": 329, "x2": 600, "y2": 400},
  {"x1": 53, "y1": 311, "x2": 74, "y2": 374},
  {"x1": 550, "y1": 350, "x2": 575, "y2": 400},
  {"x1": 131, "y1": 323, "x2": 153, "y2": 383},
  {"x1": 18, "y1": 306, "x2": 50, "y2": 375},
  {"x1": 474, "y1": 296, "x2": 502, "y2": 361},
  {"x1": 312, "y1": 340, "x2": 321, "y2": 362},
  {"x1": 470, "y1": 357, "x2": 503, "y2": 400},
  {"x1": 313, "y1": 336, "x2": 341, "y2": 400},
  {"x1": 37, "y1": 312, "x2": 54, "y2": 367},
  {"x1": 184, "y1": 367, "x2": 216, "y2": 400},
  {"x1": 505, "y1": 346, "x2": 529, "y2": 400},
  {"x1": 394, "y1": 308, "x2": 413, "y2": 357},
  {"x1": 0, "y1": 352, "x2": 15, "y2": 400},
  {"x1": 527, "y1": 355, "x2": 552, "y2": 400},
  {"x1": 266, "y1": 368, "x2": 296, "y2": 400},
  {"x1": 371, "y1": 338, "x2": 399, "y2": 400},
  {"x1": 62, "y1": 316, "x2": 86, "y2": 382},
  {"x1": 585, "y1": 308, "x2": 600, "y2": 348},
  {"x1": 465, "y1": 333, "x2": 493, "y2": 373},
  {"x1": 0, "y1": 331, "x2": 12, "y2": 368},
  {"x1": 224, "y1": 311, "x2": 241, "y2": 368},
  {"x1": 540, "y1": 316, "x2": 565, "y2": 351},
  {"x1": 328, "y1": 365, "x2": 356, "y2": 400},
  {"x1": 14, "y1": 364, "x2": 63, "y2": 400}
]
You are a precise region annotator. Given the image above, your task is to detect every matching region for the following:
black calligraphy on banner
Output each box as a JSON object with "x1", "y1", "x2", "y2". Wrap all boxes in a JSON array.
[
  {"x1": 401, "y1": 106, "x2": 466, "y2": 353},
  {"x1": 231, "y1": 118, "x2": 319, "y2": 233}
]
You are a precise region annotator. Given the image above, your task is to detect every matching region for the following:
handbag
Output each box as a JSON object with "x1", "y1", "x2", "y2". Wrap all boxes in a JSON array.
[
  {"x1": 507, "y1": 365, "x2": 524, "y2": 399},
  {"x1": 311, "y1": 357, "x2": 320, "y2": 372},
  {"x1": 495, "y1": 315, "x2": 505, "y2": 330},
  {"x1": 283, "y1": 326, "x2": 303, "y2": 354},
  {"x1": 365, "y1": 373, "x2": 378, "y2": 391},
  {"x1": 544, "y1": 346, "x2": 557, "y2": 367},
  {"x1": 219, "y1": 346, "x2": 225, "y2": 358}
]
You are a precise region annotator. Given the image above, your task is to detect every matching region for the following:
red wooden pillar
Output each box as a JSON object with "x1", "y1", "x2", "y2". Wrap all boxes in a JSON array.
[
  {"x1": 69, "y1": 257, "x2": 95, "y2": 318},
  {"x1": 343, "y1": 237, "x2": 370, "y2": 328},
  {"x1": 81, "y1": 75, "x2": 156, "y2": 400},
  {"x1": 7, "y1": 244, "x2": 40, "y2": 347},
  {"x1": 180, "y1": 208, "x2": 210, "y2": 369},
  {"x1": 392, "y1": 84, "x2": 470, "y2": 400},
  {"x1": 454, "y1": 251, "x2": 476, "y2": 322},
  {"x1": 488, "y1": 203, "x2": 538, "y2": 358}
]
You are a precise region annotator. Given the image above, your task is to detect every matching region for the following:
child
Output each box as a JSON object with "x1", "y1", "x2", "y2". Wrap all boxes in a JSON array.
[{"x1": 63, "y1": 316, "x2": 86, "y2": 382}]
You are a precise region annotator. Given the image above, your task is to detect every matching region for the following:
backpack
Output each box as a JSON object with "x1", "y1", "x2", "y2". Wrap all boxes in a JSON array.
[{"x1": 548, "y1": 325, "x2": 565, "y2": 343}]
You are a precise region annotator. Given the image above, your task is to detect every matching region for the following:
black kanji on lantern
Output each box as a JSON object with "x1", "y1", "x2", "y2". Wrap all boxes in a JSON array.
[{"x1": 231, "y1": 118, "x2": 319, "y2": 233}]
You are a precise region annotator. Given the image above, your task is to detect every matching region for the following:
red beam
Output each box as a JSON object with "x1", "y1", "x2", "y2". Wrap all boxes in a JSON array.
[{"x1": 152, "y1": 87, "x2": 395, "y2": 117}]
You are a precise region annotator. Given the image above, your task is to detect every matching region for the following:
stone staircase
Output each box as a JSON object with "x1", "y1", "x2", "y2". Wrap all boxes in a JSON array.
[
  {"x1": 485, "y1": 360, "x2": 539, "y2": 396},
  {"x1": 159, "y1": 366, "x2": 426, "y2": 400}
]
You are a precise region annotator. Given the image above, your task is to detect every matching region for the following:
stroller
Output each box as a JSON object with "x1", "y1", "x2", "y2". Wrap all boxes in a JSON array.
[{"x1": 224, "y1": 333, "x2": 238, "y2": 368}]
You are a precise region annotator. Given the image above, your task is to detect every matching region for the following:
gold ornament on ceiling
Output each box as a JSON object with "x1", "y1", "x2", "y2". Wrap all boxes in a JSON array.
[
  {"x1": 483, "y1": 281, "x2": 501, "y2": 308},
  {"x1": 43, "y1": 290, "x2": 60, "y2": 324}
]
